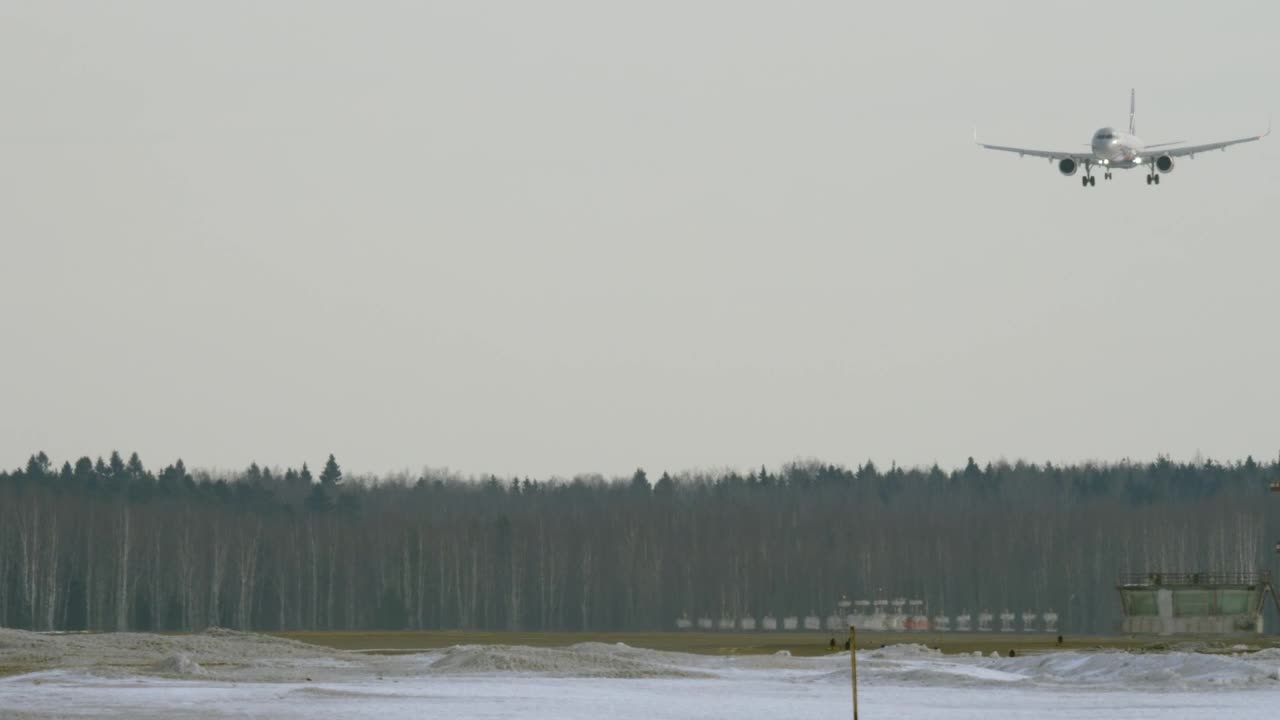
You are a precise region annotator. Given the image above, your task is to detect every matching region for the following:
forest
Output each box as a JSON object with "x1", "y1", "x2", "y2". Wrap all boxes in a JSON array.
[{"x1": 1, "y1": 451, "x2": 1277, "y2": 634}]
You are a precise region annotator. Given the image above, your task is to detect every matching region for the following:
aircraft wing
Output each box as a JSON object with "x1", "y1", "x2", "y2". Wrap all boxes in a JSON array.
[
  {"x1": 975, "y1": 140, "x2": 1092, "y2": 162},
  {"x1": 1150, "y1": 127, "x2": 1269, "y2": 158}
]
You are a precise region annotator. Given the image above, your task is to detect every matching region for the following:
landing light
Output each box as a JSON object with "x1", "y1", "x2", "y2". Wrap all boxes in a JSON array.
[{"x1": 1134, "y1": 157, "x2": 1142, "y2": 164}]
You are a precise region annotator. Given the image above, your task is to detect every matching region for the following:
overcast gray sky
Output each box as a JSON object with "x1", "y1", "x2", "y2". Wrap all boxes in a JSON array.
[{"x1": 2, "y1": 1, "x2": 1277, "y2": 479}]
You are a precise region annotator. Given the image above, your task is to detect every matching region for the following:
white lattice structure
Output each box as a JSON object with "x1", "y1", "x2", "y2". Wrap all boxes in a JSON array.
[
  {"x1": 886, "y1": 598, "x2": 907, "y2": 631},
  {"x1": 1043, "y1": 610, "x2": 1059, "y2": 633},
  {"x1": 999, "y1": 610, "x2": 1016, "y2": 632},
  {"x1": 850, "y1": 600, "x2": 873, "y2": 630},
  {"x1": 907, "y1": 600, "x2": 928, "y2": 630},
  {"x1": 978, "y1": 611, "x2": 994, "y2": 632}
]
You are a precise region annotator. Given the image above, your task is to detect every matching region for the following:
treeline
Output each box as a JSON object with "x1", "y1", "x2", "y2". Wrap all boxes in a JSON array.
[{"x1": 0, "y1": 451, "x2": 1277, "y2": 634}]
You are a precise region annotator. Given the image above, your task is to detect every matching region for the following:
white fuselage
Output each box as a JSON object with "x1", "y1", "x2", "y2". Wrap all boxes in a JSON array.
[{"x1": 1091, "y1": 127, "x2": 1145, "y2": 169}]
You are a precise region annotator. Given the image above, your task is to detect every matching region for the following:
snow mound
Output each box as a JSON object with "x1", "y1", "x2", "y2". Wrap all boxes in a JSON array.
[
  {"x1": 150, "y1": 652, "x2": 205, "y2": 676},
  {"x1": 807, "y1": 648, "x2": 1021, "y2": 687},
  {"x1": 869, "y1": 662, "x2": 1027, "y2": 686},
  {"x1": 989, "y1": 650, "x2": 1280, "y2": 690},
  {"x1": 426, "y1": 643, "x2": 714, "y2": 678},
  {"x1": 866, "y1": 644, "x2": 942, "y2": 660},
  {"x1": 808, "y1": 647, "x2": 1280, "y2": 691}
]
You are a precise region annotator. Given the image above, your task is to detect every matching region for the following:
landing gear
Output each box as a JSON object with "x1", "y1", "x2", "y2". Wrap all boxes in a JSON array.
[
  {"x1": 1104, "y1": 171, "x2": 1112, "y2": 180},
  {"x1": 1081, "y1": 170, "x2": 1096, "y2": 188},
  {"x1": 1146, "y1": 173, "x2": 1161, "y2": 185}
]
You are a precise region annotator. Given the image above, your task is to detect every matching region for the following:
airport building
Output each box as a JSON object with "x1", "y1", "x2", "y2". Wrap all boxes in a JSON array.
[{"x1": 1117, "y1": 572, "x2": 1279, "y2": 635}]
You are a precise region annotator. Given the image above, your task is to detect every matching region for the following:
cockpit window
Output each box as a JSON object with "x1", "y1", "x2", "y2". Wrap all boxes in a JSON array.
[{"x1": 1097, "y1": 128, "x2": 1115, "y2": 140}]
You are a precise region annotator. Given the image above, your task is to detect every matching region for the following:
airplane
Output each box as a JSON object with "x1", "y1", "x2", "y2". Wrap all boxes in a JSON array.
[{"x1": 976, "y1": 90, "x2": 1268, "y2": 187}]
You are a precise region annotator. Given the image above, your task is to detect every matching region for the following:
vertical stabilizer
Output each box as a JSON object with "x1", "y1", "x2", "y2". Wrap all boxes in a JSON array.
[{"x1": 1129, "y1": 88, "x2": 1136, "y2": 135}]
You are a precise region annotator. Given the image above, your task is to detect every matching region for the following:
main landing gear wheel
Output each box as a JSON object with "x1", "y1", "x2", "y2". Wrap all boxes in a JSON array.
[
  {"x1": 1154, "y1": 174, "x2": 1160, "y2": 185},
  {"x1": 1146, "y1": 174, "x2": 1152, "y2": 185}
]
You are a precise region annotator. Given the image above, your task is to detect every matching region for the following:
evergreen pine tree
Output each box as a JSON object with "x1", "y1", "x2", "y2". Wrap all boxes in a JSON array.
[
  {"x1": 319, "y1": 455, "x2": 342, "y2": 487},
  {"x1": 25, "y1": 452, "x2": 50, "y2": 479},
  {"x1": 654, "y1": 471, "x2": 675, "y2": 496},
  {"x1": 305, "y1": 483, "x2": 332, "y2": 512},
  {"x1": 126, "y1": 452, "x2": 145, "y2": 480},
  {"x1": 108, "y1": 451, "x2": 125, "y2": 477},
  {"x1": 630, "y1": 468, "x2": 650, "y2": 494}
]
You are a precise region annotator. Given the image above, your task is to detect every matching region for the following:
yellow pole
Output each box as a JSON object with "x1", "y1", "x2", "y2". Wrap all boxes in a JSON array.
[{"x1": 850, "y1": 624, "x2": 858, "y2": 720}]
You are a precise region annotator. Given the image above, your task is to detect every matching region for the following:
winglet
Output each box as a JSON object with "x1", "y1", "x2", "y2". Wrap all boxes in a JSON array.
[
  {"x1": 973, "y1": 126, "x2": 979, "y2": 145},
  {"x1": 1129, "y1": 88, "x2": 1137, "y2": 135}
]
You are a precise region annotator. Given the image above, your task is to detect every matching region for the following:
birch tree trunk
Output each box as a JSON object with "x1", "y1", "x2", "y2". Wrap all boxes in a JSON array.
[
  {"x1": 115, "y1": 504, "x2": 131, "y2": 631},
  {"x1": 16, "y1": 497, "x2": 40, "y2": 628},
  {"x1": 83, "y1": 512, "x2": 94, "y2": 630},
  {"x1": 235, "y1": 519, "x2": 261, "y2": 631},
  {"x1": 42, "y1": 513, "x2": 59, "y2": 631},
  {"x1": 175, "y1": 515, "x2": 198, "y2": 631},
  {"x1": 208, "y1": 517, "x2": 229, "y2": 628}
]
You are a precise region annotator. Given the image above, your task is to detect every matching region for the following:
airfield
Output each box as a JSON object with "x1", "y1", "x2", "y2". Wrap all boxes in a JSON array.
[
  {"x1": 3, "y1": 629, "x2": 1280, "y2": 719},
  {"x1": 274, "y1": 628, "x2": 1280, "y2": 657}
]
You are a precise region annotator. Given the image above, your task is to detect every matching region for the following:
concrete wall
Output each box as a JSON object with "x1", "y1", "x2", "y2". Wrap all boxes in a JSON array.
[{"x1": 1120, "y1": 615, "x2": 1260, "y2": 635}]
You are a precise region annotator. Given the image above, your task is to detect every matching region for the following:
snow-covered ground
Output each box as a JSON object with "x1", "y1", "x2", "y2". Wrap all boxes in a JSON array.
[{"x1": 2, "y1": 630, "x2": 1279, "y2": 719}]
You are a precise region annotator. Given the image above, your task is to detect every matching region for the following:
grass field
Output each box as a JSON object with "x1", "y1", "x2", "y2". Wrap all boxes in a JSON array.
[{"x1": 271, "y1": 629, "x2": 1280, "y2": 657}]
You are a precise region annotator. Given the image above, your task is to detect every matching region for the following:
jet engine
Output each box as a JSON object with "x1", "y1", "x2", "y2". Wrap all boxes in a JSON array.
[
  {"x1": 1155, "y1": 154, "x2": 1175, "y2": 173},
  {"x1": 1057, "y1": 158, "x2": 1078, "y2": 176}
]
